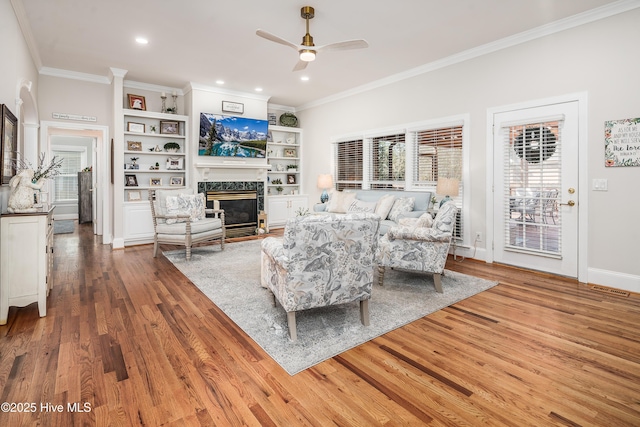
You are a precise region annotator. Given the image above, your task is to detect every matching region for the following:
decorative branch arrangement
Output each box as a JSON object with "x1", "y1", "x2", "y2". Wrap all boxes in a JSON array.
[{"x1": 13, "y1": 153, "x2": 64, "y2": 182}]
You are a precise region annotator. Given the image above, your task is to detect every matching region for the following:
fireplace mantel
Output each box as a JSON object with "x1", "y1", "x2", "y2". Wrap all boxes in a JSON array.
[{"x1": 194, "y1": 162, "x2": 271, "y2": 180}]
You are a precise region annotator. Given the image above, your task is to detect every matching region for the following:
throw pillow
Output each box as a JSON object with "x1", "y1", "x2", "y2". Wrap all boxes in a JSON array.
[
  {"x1": 415, "y1": 212, "x2": 434, "y2": 228},
  {"x1": 165, "y1": 193, "x2": 206, "y2": 224},
  {"x1": 374, "y1": 194, "x2": 396, "y2": 219},
  {"x1": 347, "y1": 199, "x2": 377, "y2": 213},
  {"x1": 388, "y1": 197, "x2": 415, "y2": 222},
  {"x1": 326, "y1": 190, "x2": 357, "y2": 213}
]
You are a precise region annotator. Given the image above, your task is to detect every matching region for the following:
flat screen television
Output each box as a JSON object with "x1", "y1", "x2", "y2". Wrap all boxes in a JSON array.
[{"x1": 199, "y1": 113, "x2": 268, "y2": 158}]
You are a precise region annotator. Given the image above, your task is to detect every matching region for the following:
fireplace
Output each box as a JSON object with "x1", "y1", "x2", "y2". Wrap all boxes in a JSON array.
[
  {"x1": 206, "y1": 190, "x2": 257, "y2": 237},
  {"x1": 198, "y1": 181, "x2": 265, "y2": 238}
]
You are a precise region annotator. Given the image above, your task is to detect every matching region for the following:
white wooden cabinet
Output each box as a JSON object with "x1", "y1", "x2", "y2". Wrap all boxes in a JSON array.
[
  {"x1": 1, "y1": 208, "x2": 54, "y2": 325},
  {"x1": 121, "y1": 109, "x2": 189, "y2": 245},
  {"x1": 123, "y1": 202, "x2": 155, "y2": 246},
  {"x1": 267, "y1": 195, "x2": 309, "y2": 227}
]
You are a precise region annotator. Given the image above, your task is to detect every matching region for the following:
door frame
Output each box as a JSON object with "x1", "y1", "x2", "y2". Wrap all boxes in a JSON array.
[
  {"x1": 485, "y1": 92, "x2": 589, "y2": 282},
  {"x1": 40, "y1": 121, "x2": 111, "y2": 245}
]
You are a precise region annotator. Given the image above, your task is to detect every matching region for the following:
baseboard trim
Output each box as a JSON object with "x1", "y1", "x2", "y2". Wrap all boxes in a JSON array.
[{"x1": 588, "y1": 268, "x2": 640, "y2": 294}]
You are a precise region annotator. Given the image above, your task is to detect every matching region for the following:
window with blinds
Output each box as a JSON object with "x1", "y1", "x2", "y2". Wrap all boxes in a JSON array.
[
  {"x1": 412, "y1": 125, "x2": 464, "y2": 239},
  {"x1": 369, "y1": 133, "x2": 405, "y2": 189},
  {"x1": 52, "y1": 150, "x2": 83, "y2": 202},
  {"x1": 503, "y1": 121, "x2": 561, "y2": 255},
  {"x1": 334, "y1": 139, "x2": 363, "y2": 191}
]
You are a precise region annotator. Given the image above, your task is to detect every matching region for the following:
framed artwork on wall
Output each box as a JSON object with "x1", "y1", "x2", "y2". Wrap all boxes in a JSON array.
[
  {"x1": 127, "y1": 94, "x2": 146, "y2": 110},
  {"x1": 1, "y1": 104, "x2": 18, "y2": 185}
]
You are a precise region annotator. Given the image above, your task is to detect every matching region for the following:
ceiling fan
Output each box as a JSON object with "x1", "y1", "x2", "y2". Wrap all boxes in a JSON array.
[{"x1": 256, "y1": 6, "x2": 369, "y2": 71}]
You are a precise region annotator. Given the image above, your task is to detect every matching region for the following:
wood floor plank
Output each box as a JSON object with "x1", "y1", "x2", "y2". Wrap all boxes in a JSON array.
[{"x1": 1, "y1": 224, "x2": 639, "y2": 426}]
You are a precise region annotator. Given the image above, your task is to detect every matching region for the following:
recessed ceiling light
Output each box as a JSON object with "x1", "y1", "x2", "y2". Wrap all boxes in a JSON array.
[
  {"x1": 135, "y1": 37, "x2": 148, "y2": 45},
  {"x1": 216, "y1": 80, "x2": 225, "y2": 85},
  {"x1": 255, "y1": 87, "x2": 263, "y2": 92},
  {"x1": 300, "y1": 76, "x2": 310, "y2": 81}
]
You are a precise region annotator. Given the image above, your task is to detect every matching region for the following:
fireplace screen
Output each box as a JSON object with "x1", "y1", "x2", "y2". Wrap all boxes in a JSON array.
[{"x1": 206, "y1": 190, "x2": 258, "y2": 237}]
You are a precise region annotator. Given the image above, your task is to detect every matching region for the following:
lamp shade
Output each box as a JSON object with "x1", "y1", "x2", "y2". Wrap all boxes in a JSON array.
[
  {"x1": 317, "y1": 174, "x2": 333, "y2": 203},
  {"x1": 317, "y1": 174, "x2": 333, "y2": 189},
  {"x1": 436, "y1": 177, "x2": 459, "y2": 197}
]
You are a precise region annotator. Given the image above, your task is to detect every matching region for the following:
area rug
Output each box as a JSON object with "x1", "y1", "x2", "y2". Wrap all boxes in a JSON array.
[
  {"x1": 164, "y1": 240, "x2": 498, "y2": 375},
  {"x1": 53, "y1": 220, "x2": 75, "y2": 234}
]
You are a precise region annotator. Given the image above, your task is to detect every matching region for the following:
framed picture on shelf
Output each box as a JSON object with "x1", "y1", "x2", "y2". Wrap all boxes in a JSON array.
[
  {"x1": 1, "y1": 104, "x2": 18, "y2": 185},
  {"x1": 125, "y1": 174, "x2": 138, "y2": 187},
  {"x1": 149, "y1": 177, "x2": 162, "y2": 187},
  {"x1": 160, "y1": 120, "x2": 179, "y2": 134},
  {"x1": 127, "y1": 122, "x2": 145, "y2": 133},
  {"x1": 169, "y1": 176, "x2": 184, "y2": 186},
  {"x1": 166, "y1": 157, "x2": 183, "y2": 170},
  {"x1": 127, "y1": 94, "x2": 146, "y2": 111},
  {"x1": 287, "y1": 174, "x2": 296, "y2": 184},
  {"x1": 127, "y1": 140, "x2": 142, "y2": 151},
  {"x1": 268, "y1": 113, "x2": 277, "y2": 125},
  {"x1": 127, "y1": 190, "x2": 141, "y2": 201},
  {"x1": 283, "y1": 148, "x2": 297, "y2": 157}
]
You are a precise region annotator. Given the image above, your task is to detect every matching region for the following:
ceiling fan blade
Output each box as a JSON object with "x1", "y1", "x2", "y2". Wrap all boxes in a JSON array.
[
  {"x1": 256, "y1": 29, "x2": 299, "y2": 50},
  {"x1": 292, "y1": 60, "x2": 309, "y2": 72},
  {"x1": 317, "y1": 39, "x2": 369, "y2": 52}
]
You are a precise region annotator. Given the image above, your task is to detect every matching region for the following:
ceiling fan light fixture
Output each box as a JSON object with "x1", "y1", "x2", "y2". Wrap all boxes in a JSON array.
[{"x1": 300, "y1": 49, "x2": 316, "y2": 62}]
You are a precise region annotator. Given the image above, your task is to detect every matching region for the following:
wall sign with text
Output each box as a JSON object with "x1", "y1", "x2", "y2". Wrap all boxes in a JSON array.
[{"x1": 604, "y1": 117, "x2": 640, "y2": 167}]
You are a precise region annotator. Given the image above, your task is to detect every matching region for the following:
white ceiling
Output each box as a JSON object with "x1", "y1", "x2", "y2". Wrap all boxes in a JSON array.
[{"x1": 15, "y1": 0, "x2": 624, "y2": 108}]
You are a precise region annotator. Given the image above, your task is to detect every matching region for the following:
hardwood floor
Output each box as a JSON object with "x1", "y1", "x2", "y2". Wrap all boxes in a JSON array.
[{"x1": 1, "y1": 223, "x2": 639, "y2": 426}]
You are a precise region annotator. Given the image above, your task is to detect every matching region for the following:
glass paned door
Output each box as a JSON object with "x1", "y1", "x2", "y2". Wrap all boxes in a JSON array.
[
  {"x1": 493, "y1": 101, "x2": 579, "y2": 278},
  {"x1": 504, "y1": 122, "x2": 561, "y2": 255}
]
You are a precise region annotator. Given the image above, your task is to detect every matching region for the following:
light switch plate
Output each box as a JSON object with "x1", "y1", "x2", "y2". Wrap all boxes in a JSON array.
[{"x1": 592, "y1": 179, "x2": 608, "y2": 191}]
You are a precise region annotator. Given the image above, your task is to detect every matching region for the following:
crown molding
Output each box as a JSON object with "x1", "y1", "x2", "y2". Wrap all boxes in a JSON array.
[
  {"x1": 297, "y1": 0, "x2": 640, "y2": 111},
  {"x1": 124, "y1": 80, "x2": 184, "y2": 96},
  {"x1": 10, "y1": 0, "x2": 42, "y2": 70},
  {"x1": 267, "y1": 103, "x2": 297, "y2": 113},
  {"x1": 188, "y1": 82, "x2": 271, "y2": 102},
  {"x1": 39, "y1": 67, "x2": 111, "y2": 84}
]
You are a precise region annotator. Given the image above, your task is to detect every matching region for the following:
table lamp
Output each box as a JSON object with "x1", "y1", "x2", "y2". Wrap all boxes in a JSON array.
[
  {"x1": 317, "y1": 174, "x2": 334, "y2": 203},
  {"x1": 436, "y1": 177, "x2": 459, "y2": 207}
]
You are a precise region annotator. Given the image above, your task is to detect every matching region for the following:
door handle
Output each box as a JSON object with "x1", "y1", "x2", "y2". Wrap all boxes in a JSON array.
[{"x1": 560, "y1": 200, "x2": 575, "y2": 206}]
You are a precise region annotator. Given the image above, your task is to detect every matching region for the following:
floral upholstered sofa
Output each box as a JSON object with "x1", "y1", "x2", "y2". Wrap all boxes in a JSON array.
[
  {"x1": 313, "y1": 189, "x2": 433, "y2": 235},
  {"x1": 260, "y1": 212, "x2": 381, "y2": 341}
]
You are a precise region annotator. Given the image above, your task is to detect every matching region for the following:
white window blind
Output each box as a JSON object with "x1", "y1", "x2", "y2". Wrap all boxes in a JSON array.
[
  {"x1": 412, "y1": 125, "x2": 464, "y2": 239},
  {"x1": 369, "y1": 133, "x2": 405, "y2": 189},
  {"x1": 333, "y1": 139, "x2": 363, "y2": 191},
  {"x1": 52, "y1": 150, "x2": 83, "y2": 202},
  {"x1": 502, "y1": 121, "x2": 562, "y2": 255}
]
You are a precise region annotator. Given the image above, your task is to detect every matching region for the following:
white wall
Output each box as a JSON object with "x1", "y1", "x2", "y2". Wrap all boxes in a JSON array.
[
  {"x1": 297, "y1": 8, "x2": 640, "y2": 291},
  {"x1": 0, "y1": 1, "x2": 39, "y2": 212}
]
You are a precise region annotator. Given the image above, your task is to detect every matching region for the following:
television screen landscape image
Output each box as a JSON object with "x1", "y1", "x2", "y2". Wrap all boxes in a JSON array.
[{"x1": 199, "y1": 113, "x2": 268, "y2": 158}]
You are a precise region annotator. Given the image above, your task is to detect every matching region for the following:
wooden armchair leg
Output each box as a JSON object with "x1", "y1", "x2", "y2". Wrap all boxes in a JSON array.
[
  {"x1": 153, "y1": 240, "x2": 159, "y2": 258},
  {"x1": 433, "y1": 273, "x2": 443, "y2": 293},
  {"x1": 360, "y1": 299, "x2": 370, "y2": 326},
  {"x1": 287, "y1": 311, "x2": 297, "y2": 341},
  {"x1": 377, "y1": 265, "x2": 386, "y2": 286}
]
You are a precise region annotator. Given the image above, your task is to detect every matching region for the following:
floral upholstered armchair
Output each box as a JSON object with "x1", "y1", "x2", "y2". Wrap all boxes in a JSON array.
[
  {"x1": 261, "y1": 212, "x2": 381, "y2": 341},
  {"x1": 377, "y1": 201, "x2": 458, "y2": 293}
]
